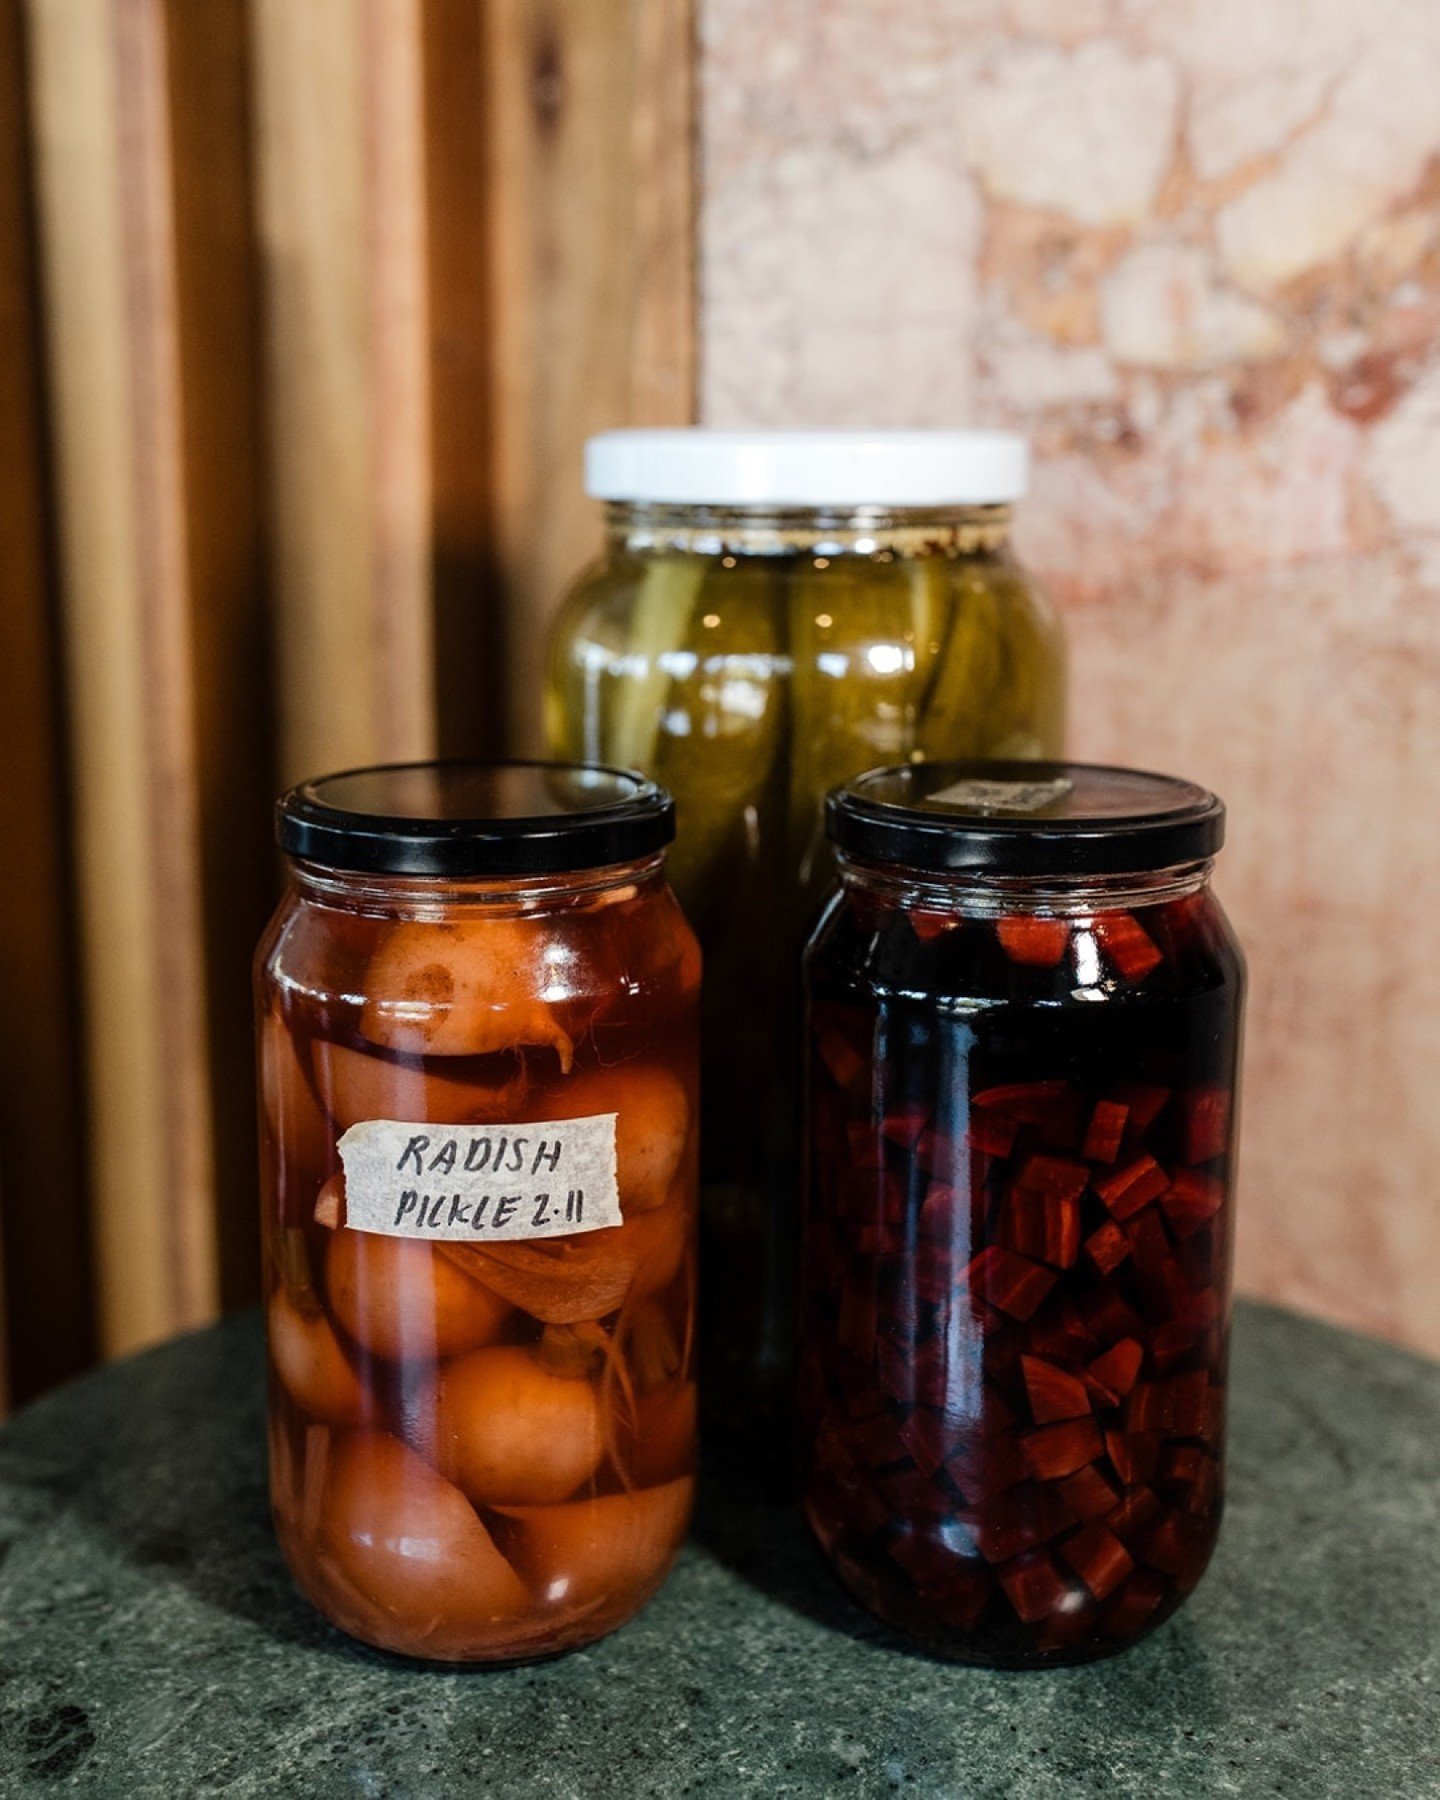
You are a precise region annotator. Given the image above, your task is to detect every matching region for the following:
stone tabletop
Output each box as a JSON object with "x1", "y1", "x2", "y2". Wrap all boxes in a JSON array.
[{"x1": 0, "y1": 1302, "x2": 1435, "y2": 1798}]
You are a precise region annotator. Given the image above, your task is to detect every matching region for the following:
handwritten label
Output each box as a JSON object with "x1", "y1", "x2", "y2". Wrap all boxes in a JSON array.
[
  {"x1": 925, "y1": 775, "x2": 1074, "y2": 815},
  {"x1": 337, "y1": 1113, "x2": 621, "y2": 1241}
]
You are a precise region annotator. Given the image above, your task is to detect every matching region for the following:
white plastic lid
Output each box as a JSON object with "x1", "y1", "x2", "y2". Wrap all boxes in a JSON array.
[{"x1": 584, "y1": 429, "x2": 1029, "y2": 507}]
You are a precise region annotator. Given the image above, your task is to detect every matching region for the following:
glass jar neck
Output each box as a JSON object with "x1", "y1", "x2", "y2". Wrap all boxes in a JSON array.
[
  {"x1": 604, "y1": 501, "x2": 1013, "y2": 559},
  {"x1": 287, "y1": 853, "x2": 664, "y2": 918},
  {"x1": 838, "y1": 854, "x2": 1214, "y2": 918}
]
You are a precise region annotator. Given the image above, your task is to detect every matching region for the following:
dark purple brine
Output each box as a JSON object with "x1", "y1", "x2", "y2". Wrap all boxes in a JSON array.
[{"x1": 801, "y1": 762, "x2": 1245, "y2": 1666}]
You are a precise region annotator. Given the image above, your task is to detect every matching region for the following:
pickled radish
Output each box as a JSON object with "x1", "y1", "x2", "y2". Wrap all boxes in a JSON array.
[
  {"x1": 535, "y1": 1062, "x2": 691, "y2": 1214},
  {"x1": 326, "y1": 1229, "x2": 511, "y2": 1361},
  {"x1": 626, "y1": 1382, "x2": 698, "y2": 1488},
  {"x1": 313, "y1": 1038, "x2": 528, "y2": 1132},
  {"x1": 428, "y1": 1343, "x2": 605, "y2": 1505},
  {"x1": 259, "y1": 1010, "x2": 330, "y2": 1219},
  {"x1": 318, "y1": 1429, "x2": 528, "y2": 1635},
  {"x1": 267, "y1": 1290, "x2": 368, "y2": 1425},
  {"x1": 360, "y1": 918, "x2": 575, "y2": 1067},
  {"x1": 499, "y1": 1478, "x2": 693, "y2": 1609}
]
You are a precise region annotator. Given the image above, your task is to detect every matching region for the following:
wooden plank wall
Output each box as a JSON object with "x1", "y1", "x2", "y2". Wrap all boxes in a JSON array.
[{"x1": 0, "y1": 0, "x2": 694, "y2": 1397}]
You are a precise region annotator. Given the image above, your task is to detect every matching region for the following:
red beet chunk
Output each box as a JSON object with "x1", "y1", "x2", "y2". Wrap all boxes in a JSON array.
[
  {"x1": 973, "y1": 1079, "x2": 1072, "y2": 1120},
  {"x1": 917, "y1": 1182, "x2": 963, "y2": 1244},
  {"x1": 912, "y1": 1240, "x2": 954, "y2": 1307},
  {"x1": 881, "y1": 1104, "x2": 930, "y2": 1150},
  {"x1": 817, "y1": 1027, "x2": 867, "y2": 1093},
  {"x1": 964, "y1": 1246, "x2": 1057, "y2": 1321},
  {"x1": 1021, "y1": 1355, "x2": 1092, "y2": 1423},
  {"x1": 898, "y1": 1408, "x2": 960, "y2": 1478},
  {"x1": 1163, "y1": 1167, "x2": 1226, "y2": 1237},
  {"x1": 1017, "y1": 1153, "x2": 1090, "y2": 1205},
  {"x1": 946, "y1": 1432, "x2": 1028, "y2": 1505},
  {"x1": 998, "y1": 1550, "x2": 1072, "y2": 1623},
  {"x1": 1100, "y1": 1570, "x2": 1167, "y2": 1639},
  {"x1": 996, "y1": 915, "x2": 1070, "y2": 967},
  {"x1": 910, "y1": 908, "x2": 959, "y2": 941},
  {"x1": 855, "y1": 1221, "x2": 906, "y2": 1256},
  {"x1": 888, "y1": 1533, "x2": 991, "y2": 1628},
  {"x1": 998, "y1": 1188, "x2": 1081, "y2": 1270},
  {"x1": 1076, "y1": 1283, "x2": 1145, "y2": 1346},
  {"x1": 1105, "y1": 1429, "x2": 1161, "y2": 1485},
  {"x1": 1181, "y1": 1085, "x2": 1232, "y2": 1162},
  {"x1": 966, "y1": 1111, "x2": 1018, "y2": 1157},
  {"x1": 837, "y1": 1280, "x2": 877, "y2": 1359},
  {"x1": 1106, "y1": 1483, "x2": 1161, "y2": 1541},
  {"x1": 1058, "y1": 1521, "x2": 1135, "y2": 1599},
  {"x1": 877, "y1": 1464, "x2": 952, "y2": 1522},
  {"x1": 1108, "y1": 1081, "x2": 1171, "y2": 1134},
  {"x1": 847, "y1": 1412, "x2": 910, "y2": 1469},
  {"x1": 1088, "y1": 1337, "x2": 1143, "y2": 1397},
  {"x1": 1130, "y1": 1370, "x2": 1210, "y2": 1437},
  {"x1": 1059, "y1": 1464, "x2": 1120, "y2": 1521},
  {"x1": 1159, "y1": 1444, "x2": 1220, "y2": 1515},
  {"x1": 1021, "y1": 1418, "x2": 1103, "y2": 1481},
  {"x1": 1094, "y1": 912, "x2": 1164, "y2": 982},
  {"x1": 1082, "y1": 1099, "x2": 1129, "y2": 1163},
  {"x1": 1026, "y1": 1297, "x2": 1100, "y2": 1364},
  {"x1": 1096, "y1": 1154, "x2": 1170, "y2": 1221},
  {"x1": 845, "y1": 1119, "x2": 886, "y2": 1171},
  {"x1": 1084, "y1": 1220, "x2": 1131, "y2": 1275},
  {"x1": 1147, "y1": 1321, "x2": 1202, "y2": 1374},
  {"x1": 1140, "y1": 1509, "x2": 1212, "y2": 1584},
  {"x1": 1036, "y1": 1601, "x2": 1102, "y2": 1654}
]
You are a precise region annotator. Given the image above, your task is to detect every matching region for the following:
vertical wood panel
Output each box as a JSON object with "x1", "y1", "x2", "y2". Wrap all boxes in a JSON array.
[
  {"x1": 0, "y1": 0, "x2": 96, "y2": 1403},
  {"x1": 481, "y1": 0, "x2": 696, "y2": 751},
  {"x1": 25, "y1": 0, "x2": 218, "y2": 1355},
  {"x1": 250, "y1": 0, "x2": 434, "y2": 787}
]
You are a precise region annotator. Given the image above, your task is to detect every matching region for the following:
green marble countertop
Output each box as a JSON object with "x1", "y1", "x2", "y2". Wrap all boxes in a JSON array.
[{"x1": 0, "y1": 1302, "x2": 1435, "y2": 1798}]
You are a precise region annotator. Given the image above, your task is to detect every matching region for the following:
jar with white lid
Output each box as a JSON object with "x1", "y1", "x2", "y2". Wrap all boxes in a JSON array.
[{"x1": 545, "y1": 431, "x2": 1066, "y2": 1443}]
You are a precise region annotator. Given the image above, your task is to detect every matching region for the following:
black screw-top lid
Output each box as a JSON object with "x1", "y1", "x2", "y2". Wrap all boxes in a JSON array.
[
  {"x1": 826, "y1": 760, "x2": 1225, "y2": 877},
  {"x1": 277, "y1": 760, "x2": 675, "y2": 878}
]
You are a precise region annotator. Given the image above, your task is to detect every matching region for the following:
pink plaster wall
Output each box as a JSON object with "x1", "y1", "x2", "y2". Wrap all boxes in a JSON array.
[{"x1": 700, "y1": 0, "x2": 1440, "y2": 1355}]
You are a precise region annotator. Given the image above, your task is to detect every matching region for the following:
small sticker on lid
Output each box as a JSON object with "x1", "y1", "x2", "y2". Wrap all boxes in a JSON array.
[
  {"x1": 925, "y1": 776, "x2": 1074, "y2": 815},
  {"x1": 337, "y1": 1113, "x2": 621, "y2": 1241}
]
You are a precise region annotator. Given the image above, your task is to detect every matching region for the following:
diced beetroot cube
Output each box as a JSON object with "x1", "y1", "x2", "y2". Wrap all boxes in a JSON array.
[
  {"x1": 1021, "y1": 1355, "x2": 1093, "y2": 1423},
  {"x1": 918, "y1": 1130, "x2": 964, "y2": 1188},
  {"x1": 1021, "y1": 1418, "x2": 1103, "y2": 1480},
  {"x1": 876, "y1": 1463, "x2": 952, "y2": 1522},
  {"x1": 881, "y1": 1103, "x2": 930, "y2": 1150},
  {"x1": 1163, "y1": 1167, "x2": 1226, "y2": 1237},
  {"x1": 917, "y1": 1181, "x2": 962, "y2": 1244},
  {"x1": 1139, "y1": 1510, "x2": 1212, "y2": 1584},
  {"x1": 910, "y1": 907, "x2": 959, "y2": 941},
  {"x1": 998, "y1": 1187, "x2": 1081, "y2": 1270},
  {"x1": 997, "y1": 1550, "x2": 1071, "y2": 1623},
  {"x1": 973, "y1": 1078, "x2": 1072, "y2": 1116},
  {"x1": 847, "y1": 1411, "x2": 909, "y2": 1468},
  {"x1": 1025, "y1": 1298, "x2": 1099, "y2": 1364},
  {"x1": 1180, "y1": 1085, "x2": 1232, "y2": 1163},
  {"x1": 1094, "y1": 912, "x2": 1164, "y2": 981},
  {"x1": 816, "y1": 1027, "x2": 867, "y2": 1094},
  {"x1": 1147, "y1": 1321, "x2": 1201, "y2": 1374},
  {"x1": 898, "y1": 1408, "x2": 960, "y2": 1478},
  {"x1": 1076, "y1": 1283, "x2": 1144, "y2": 1346},
  {"x1": 1085, "y1": 1221, "x2": 1131, "y2": 1274},
  {"x1": 966, "y1": 1110, "x2": 1019, "y2": 1157},
  {"x1": 1058, "y1": 1464, "x2": 1120, "y2": 1521},
  {"x1": 1097, "y1": 1154, "x2": 1170, "y2": 1221},
  {"x1": 964, "y1": 1246, "x2": 1057, "y2": 1321},
  {"x1": 1124, "y1": 1206, "x2": 1177, "y2": 1277},
  {"x1": 996, "y1": 915, "x2": 1070, "y2": 967},
  {"x1": 1082, "y1": 1099, "x2": 1129, "y2": 1163},
  {"x1": 837, "y1": 1279, "x2": 877, "y2": 1360},
  {"x1": 1131, "y1": 1370, "x2": 1210, "y2": 1437},
  {"x1": 845, "y1": 1118, "x2": 886, "y2": 1171},
  {"x1": 946, "y1": 1434, "x2": 1029, "y2": 1506},
  {"x1": 1088, "y1": 1337, "x2": 1143, "y2": 1397},
  {"x1": 1108, "y1": 1081, "x2": 1171, "y2": 1134},
  {"x1": 1105, "y1": 1429, "x2": 1160, "y2": 1485},
  {"x1": 1058, "y1": 1521, "x2": 1135, "y2": 1599},
  {"x1": 1106, "y1": 1483, "x2": 1161, "y2": 1541},
  {"x1": 1017, "y1": 1153, "x2": 1090, "y2": 1205},
  {"x1": 854, "y1": 1220, "x2": 905, "y2": 1256},
  {"x1": 1200, "y1": 1385, "x2": 1226, "y2": 1446},
  {"x1": 1036, "y1": 1601, "x2": 1101, "y2": 1654},
  {"x1": 1158, "y1": 1443, "x2": 1220, "y2": 1516},
  {"x1": 888, "y1": 1533, "x2": 990, "y2": 1628},
  {"x1": 1099, "y1": 1570, "x2": 1168, "y2": 1640},
  {"x1": 912, "y1": 1240, "x2": 954, "y2": 1307}
]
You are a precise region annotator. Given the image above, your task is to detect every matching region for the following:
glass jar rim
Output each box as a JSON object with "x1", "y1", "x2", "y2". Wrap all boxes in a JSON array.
[
  {"x1": 826, "y1": 760, "x2": 1225, "y2": 878},
  {"x1": 276, "y1": 759, "x2": 675, "y2": 879}
]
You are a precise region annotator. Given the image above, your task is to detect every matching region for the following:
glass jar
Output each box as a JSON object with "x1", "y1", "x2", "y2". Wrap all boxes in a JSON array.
[
  {"x1": 255, "y1": 762, "x2": 700, "y2": 1663},
  {"x1": 801, "y1": 761, "x2": 1244, "y2": 1666},
  {"x1": 546, "y1": 431, "x2": 1066, "y2": 1443}
]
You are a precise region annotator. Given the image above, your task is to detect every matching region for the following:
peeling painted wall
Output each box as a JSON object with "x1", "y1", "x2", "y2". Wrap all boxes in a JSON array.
[{"x1": 701, "y1": 0, "x2": 1440, "y2": 1354}]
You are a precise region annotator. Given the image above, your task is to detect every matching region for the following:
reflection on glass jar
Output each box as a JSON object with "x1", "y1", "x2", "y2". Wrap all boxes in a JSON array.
[
  {"x1": 802, "y1": 762, "x2": 1244, "y2": 1666},
  {"x1": 547, "y1": 432, "x2": 1067, "y2": 1442},
  {"x1": 256, "y1": 762, "x2": 699, "y2": 1663}
]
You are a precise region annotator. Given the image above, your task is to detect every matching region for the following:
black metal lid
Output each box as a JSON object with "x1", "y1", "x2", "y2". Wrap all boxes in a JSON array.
[
  {"x1": 826, "y1": 760, "x2": 1225, "y2": 877},
  {"x1": 277, "y1": 760, "x2": 675, "y2": 878}
]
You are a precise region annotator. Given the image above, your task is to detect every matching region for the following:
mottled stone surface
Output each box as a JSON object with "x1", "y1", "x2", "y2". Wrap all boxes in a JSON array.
[
  {"x1": 0, "y1": 1309, "x2": 1436, "y2": 1796},
  {"x1": 700, "y1": 0, "x2": 1440, "y2": 1356}
]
